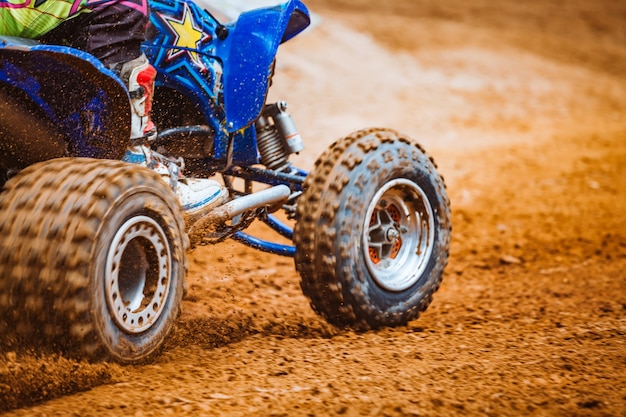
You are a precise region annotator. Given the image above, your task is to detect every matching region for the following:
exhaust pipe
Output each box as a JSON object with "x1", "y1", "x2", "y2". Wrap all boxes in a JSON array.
[{"x1": 188, "y1": 184, "x2": 291, "y2": 239}]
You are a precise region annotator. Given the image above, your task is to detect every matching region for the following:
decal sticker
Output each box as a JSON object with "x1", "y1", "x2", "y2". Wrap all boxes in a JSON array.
[{"x1": 161, "y1": 3, "x2": 210, "y2": 69}]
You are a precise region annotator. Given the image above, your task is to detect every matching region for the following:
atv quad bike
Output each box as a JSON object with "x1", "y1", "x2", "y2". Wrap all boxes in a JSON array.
[{"x1": 0, "y1": 0, "x2": 451, "y2": 363}]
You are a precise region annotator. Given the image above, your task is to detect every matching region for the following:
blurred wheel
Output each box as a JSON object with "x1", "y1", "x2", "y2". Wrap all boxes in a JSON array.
[{"x1": 0, "y1": 158, "x2": 188, "y2": 363}]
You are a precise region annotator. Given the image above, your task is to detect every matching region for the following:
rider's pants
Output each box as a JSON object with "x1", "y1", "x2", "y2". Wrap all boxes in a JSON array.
[{"x1": 1, "y1": 0, "x2": 149, "y2": 66}]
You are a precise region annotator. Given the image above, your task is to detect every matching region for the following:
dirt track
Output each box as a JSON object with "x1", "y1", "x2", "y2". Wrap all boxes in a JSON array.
[{"x1": 2, "y1": 0, "x2": 626, "y2": 415}]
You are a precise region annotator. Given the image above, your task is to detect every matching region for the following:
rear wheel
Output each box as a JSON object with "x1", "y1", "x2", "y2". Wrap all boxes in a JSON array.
[
  {"x1": 0, "y1": 158, "x2": 187, "y2": 363},
  {"x1": 294, "y1": 128, "x2": 451, "y2": 330}
]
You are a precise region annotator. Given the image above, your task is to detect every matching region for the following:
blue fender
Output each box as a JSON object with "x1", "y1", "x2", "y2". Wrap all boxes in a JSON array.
[
  {"x1": 217, "y1": 0, "x2": 310, "y2": 132},
  {"x1": 0, "y1": 38, "x2": 131, "y2": 168}
]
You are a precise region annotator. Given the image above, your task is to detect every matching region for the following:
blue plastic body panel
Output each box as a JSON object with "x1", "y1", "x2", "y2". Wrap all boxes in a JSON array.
[
  {"x1": 217, "y1": 0, "x2": 310, "y2": 133},
  {"x1": 0, "y1": 40, "x2": 131, "y2": 164},
  {"x1": 144, "y1": 0, "x2": 310, "y2": 167}
]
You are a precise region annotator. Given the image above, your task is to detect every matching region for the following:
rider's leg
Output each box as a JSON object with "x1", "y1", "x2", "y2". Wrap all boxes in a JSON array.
[
  {"x1": 38, "y1": 1, "x2": 149, "y2": 67},
  {"x1": 41, "y1": 3, "x2": 226, "y2": 217},
  {"x1": 114, "y1": 53, "x2": 157, "y2": 140},
  {"x1": 115, "y1": 54, "x2": 227, "y2": 218}
]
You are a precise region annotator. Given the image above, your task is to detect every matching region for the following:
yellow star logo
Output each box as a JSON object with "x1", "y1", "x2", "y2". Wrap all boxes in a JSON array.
[{"x1": 164, "y1": 4, "x2": 208, "y2": 68}]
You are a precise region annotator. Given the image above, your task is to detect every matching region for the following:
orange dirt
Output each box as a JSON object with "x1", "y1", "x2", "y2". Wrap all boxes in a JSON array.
[{"x1": 1, "y1": 0, "x2": 625, "y2": 415}]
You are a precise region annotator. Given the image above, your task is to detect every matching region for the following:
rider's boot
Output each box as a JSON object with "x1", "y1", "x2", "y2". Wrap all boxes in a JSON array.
[
  {"x1": 114, "y1": 54, "x2": 227, "y2": 221},
  {"x1": 123, "y1": 144, "x2": 227, "y2": 223}
]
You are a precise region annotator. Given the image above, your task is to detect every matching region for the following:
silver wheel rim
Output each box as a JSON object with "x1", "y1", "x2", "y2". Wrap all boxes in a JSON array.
[
  {"x1": 363, "y1": 179, "x2": 435, "y2": 292},
  {"x1": 105, "y1": 215, "x2": 171, "y2": 334}
]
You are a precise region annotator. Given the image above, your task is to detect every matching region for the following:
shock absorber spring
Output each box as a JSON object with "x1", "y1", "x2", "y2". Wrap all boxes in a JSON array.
[
  {"x1": 256, "y1": 117, "x2": 291, "y2": 171},
  {"x1": 255, "y1": 101, "x2": 304, "y2": 172}
]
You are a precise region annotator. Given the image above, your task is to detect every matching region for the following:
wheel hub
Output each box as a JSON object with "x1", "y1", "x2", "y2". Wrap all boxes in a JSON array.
[
  {"x1": 105, "y1": 215, "x2": 171, "y2": 334},
  {"x1": 364, "y1": 179, "x2": 435, "y2": 292},
  {"x1": 386, "y1": 228, "x2": 400, "y2": 242}
]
